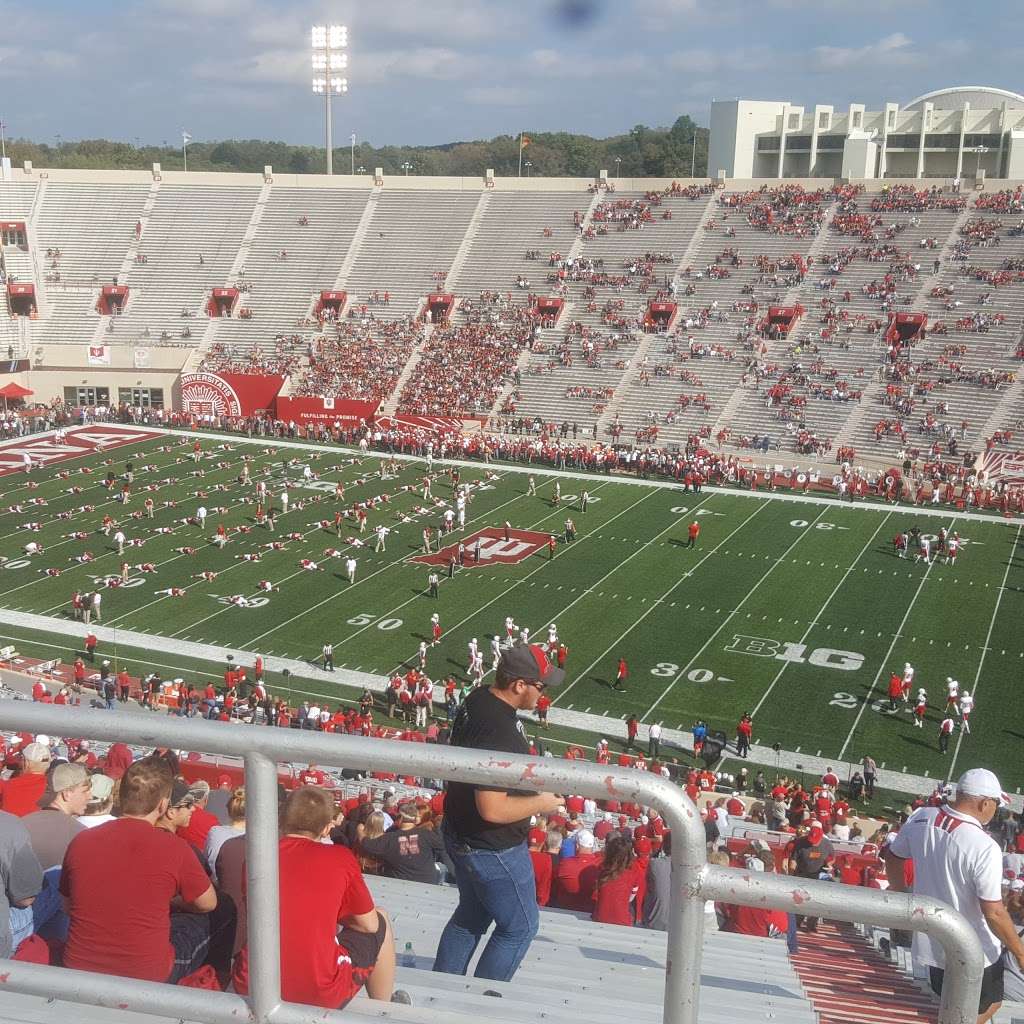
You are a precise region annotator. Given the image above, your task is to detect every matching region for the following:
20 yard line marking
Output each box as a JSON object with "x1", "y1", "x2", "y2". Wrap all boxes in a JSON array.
[
  {"x1": 947, "y1": 523, "x2": 1021, "y2": 780},
  {"x1": 836, "y1": 516, "x2": 959, "y2": 761},
  {"x1": 641, "y1": 506, "x2": 831, "y2": 722},
  {"x1": 749, "y1": 512, "x2": 893, "y2": 719},
  {"x1": 555, "y1": 499, "x2": 771, "y2": 706}
]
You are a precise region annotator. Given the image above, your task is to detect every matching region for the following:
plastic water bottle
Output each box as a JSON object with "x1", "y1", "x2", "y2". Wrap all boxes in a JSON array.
[{"x1": 401, "y1": 941, "x2": 415, "y2": 968}]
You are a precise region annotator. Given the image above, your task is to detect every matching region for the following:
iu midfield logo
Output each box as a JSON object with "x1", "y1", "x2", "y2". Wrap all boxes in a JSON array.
[{"x1": 411, "y1": 528, "x2": 551, "y2": 568}]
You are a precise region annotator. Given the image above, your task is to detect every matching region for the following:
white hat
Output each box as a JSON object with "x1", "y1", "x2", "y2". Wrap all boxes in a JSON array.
[
  {"x1": 957, "y1": 768, "x2": 1009, "y2": 807},
  {"x1": 35, "y1": 734, "x2": 51, "y2": 747},
  {"x1": 947, "y1": 677, "x2": 953, "y2": 684},
  {"x1": 576, "y1": 830, "x2": 596, "y2": 850}
]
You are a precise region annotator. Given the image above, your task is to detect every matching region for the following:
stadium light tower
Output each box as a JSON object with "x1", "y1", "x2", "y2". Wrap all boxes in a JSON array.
[{"x1": 311, "y1": 24, "x2": 348, "y2": 175}]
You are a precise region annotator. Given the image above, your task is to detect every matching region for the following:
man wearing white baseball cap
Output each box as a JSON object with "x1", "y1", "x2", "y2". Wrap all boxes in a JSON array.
[{"x1": 884, "y1": 768, "x2": 1024, "y2": 1023}]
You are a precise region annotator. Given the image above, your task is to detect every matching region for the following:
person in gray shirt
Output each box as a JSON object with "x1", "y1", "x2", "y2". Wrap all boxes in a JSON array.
[
  {"x1": 641, "y1": 832, "x2": 673, "y2": 931},
  {"x1": 0, "y1": 811, "x2": 44, "y2": 957}
]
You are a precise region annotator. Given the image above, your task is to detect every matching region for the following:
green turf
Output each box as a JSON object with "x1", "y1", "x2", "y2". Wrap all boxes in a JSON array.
[{"x1": 0, "y1": 432, "x2": 1020, "y2": 791}]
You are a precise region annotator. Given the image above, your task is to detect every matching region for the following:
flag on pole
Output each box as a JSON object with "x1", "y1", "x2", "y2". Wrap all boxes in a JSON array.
[
  {"x1": 182, "y1": 131, "x2": 192, "y2": 145},
  {"x1": 520, "y1": 133, "x2": 531, "y2": 149}
]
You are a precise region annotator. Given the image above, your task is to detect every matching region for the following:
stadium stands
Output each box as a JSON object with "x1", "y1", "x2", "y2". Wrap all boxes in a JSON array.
[{"x1": 1, "y1": 172, "x2": 1022, "y2": 467}]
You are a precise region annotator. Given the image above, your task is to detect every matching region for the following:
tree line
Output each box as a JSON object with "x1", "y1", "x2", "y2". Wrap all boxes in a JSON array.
[{"x1": 4, "y1": 116, "x2": 709, "y2": 179}]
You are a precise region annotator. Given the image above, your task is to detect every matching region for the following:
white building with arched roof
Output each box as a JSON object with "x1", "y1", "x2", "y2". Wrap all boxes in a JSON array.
[{"x1": 708, "y1": 86, "x2": 1024, "y2": 180}]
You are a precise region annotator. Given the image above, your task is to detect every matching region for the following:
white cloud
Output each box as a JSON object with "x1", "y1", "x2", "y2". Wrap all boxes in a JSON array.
[
  {"x1": 192, "y1": 49, "x2": 307, "y2": 86},
  {"x1": 464, "y1": 85, "x2": 536, "y2": 106},
  {"x1": 358, "y1": 47, "x2": 486, "y2": 84},
  {"x1": 811, "y1": 32, "x2": 913, "y2": 71}
]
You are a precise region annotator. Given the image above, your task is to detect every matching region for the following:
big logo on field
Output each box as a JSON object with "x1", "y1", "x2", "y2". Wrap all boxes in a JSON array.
[
  {"x1": 180, "y1": 372, "x2": 242, "y2": 418},
  {"x1": 411, "y1": 528, "x2": 550, "y2": 568}
]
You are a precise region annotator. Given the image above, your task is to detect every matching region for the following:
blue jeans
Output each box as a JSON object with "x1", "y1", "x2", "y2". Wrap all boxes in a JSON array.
[
  {"x1": 432, "y1": 826, "x2": 539, "y2": 982},
  {"x1": 9, "y1": 868, "x2": 68, "y2": 950}
]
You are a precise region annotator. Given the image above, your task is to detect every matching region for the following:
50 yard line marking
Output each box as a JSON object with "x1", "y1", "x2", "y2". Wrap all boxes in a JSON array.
[
  {"x1": 555, "y1": 498, "x2": 771, "y2": 707},
  {"x1": 383, "y1": 483, "x2": 661, "y2": 675},
  {"x1": 641, "y1": 506, "x2": 830, "y2": 722},
  {"x1": 749, "y1": 512, "x2": 893, "y2": 719},
  {"x1": 947, "y1": 523, "x2": 1021, "y2": 780},
  {"x1": 836, "y1": 516, "x2": 959, "y2": 761}
]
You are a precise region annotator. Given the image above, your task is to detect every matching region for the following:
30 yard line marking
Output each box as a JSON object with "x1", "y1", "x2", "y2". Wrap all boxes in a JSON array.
[
  {"x1": 641, "y1": 506, "x2": 830, "y2": 722},
  {"x1": 555, "y1": 499, "x2": 771, "y2": 706},
  {"x1": 947, "y1": 523, "x2": 1021, "y2": 780},
  {"x1": 836, "y1": 516, "x2": 959, "y2": 761},
  {"x1": 749, "y1": 512, "x2": 893, "y2": 719}
]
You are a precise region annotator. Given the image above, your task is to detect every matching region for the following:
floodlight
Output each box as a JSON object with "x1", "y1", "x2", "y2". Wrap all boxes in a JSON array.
[{"x1": 312, "y1": 23, "x2": 350, "y2": 175}]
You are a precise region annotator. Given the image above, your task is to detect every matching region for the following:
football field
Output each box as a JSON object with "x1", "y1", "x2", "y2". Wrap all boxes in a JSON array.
[{"x1": 0, "y1": 427, "x2": 1021, "y2": 792}]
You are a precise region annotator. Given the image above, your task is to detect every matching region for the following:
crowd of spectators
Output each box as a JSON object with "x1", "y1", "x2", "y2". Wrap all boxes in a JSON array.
[{"x1": 198, "y1": 338, "x2": 304, "y2": 377}]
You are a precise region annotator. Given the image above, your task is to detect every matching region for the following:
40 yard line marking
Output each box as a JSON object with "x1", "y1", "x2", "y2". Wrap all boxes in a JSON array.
[
  {"x1": 947, "y1": 523, "x2": 1022, "y2": 780},
  {"x1": 836, "y1": 516, "x2": 959, "y2": 761},
  {"x1": 641, "y1": 505, "x2": 830, "y2": 722},
  {"x1": 749, "y1": 511, "x2": 893, "y2": 719},
  {"x1": 555, "y1": 498, "x2": 771, "y2": 706}
]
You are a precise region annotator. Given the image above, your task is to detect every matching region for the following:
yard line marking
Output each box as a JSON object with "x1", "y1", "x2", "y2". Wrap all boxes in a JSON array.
[
  {"x1": 837, "y1": 516, "x2": 959, "y2": 761},
  {"x1": 947, "y1": 523, "x2": 1021, "y2": 780},
  {"x1": 749, "y1": 512, "x2": 893, "y2": 719},
  {"x1": 153, "y1": 426, "x2": 1024, "y2": 529},
  {"x1": 641, "y1": 506, "x2": 831, "y2": 722},
  {"x1": 555, "y1": 499, "x2": 770, "y2": 706},
  {"x1": 384, "y1": 484, "x2": 663, "y2": 675},
  {"x1": 241, "y1": 472, "x2": 539, "y2": 650}
]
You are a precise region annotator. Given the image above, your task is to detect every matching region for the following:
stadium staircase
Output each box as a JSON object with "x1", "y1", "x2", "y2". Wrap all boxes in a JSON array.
[
  {"x1": 331, "y1": 183, "x2": 381, "y2": 294},
  {"x1": 593, "y1": 328, "x2": 655, "y2": 437},
  {"x1": 380, "y1": 319, "x2": 434, "y2": 417},
  {"x1": 788, "y1": 920, "x2": 939, "y2": 1024},
  {"x1": 441, "y1": 190, "x2": 491, "y2": 294}
]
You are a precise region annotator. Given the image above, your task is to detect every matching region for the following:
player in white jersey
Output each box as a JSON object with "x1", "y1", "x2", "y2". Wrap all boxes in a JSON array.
[
  {"x1": 467, "y1": 637, "x2": 479, "y2": 671},
  {"x1": 418, "y1": 641, "x2": 428, "y2": 670},
  {"x1": 902, "y1": 663, "x2": 915, "y2": 688},
  {"x1": 527, "y1": 476, "x2": 536, "y2": 496},
  {"x1": 490, "y1": 635, "x2": 502, "y2": 671},
  {"x1": 913, "y1": 688, "x2": 927, "y2": 727},
  {"x1": 505, "y1": 616, "x2": 516, "y2": 645},
  {"x1": 374, "y1": 525, "x2": 390, "y2": 552},
  {"x1": 914, "y1": 536, "x2": 931, "y2": 564},
  {"x1": 945, "y1": 533, "x2": 960, "y2": 565},
  {"x1": 959, "y1": 690, "x2": 974, "y2": 732},
  {"x1": 471, "y1": 650, "x2": 484, "y2": 684},
  {"x1": 547, "y1": 623, "x2": 558, "y2": 648},
  {"x1": 345, "y1": 556, "x2": 357, "y2": 583},
  {"x1": 945, "y1": 677, "x2": 960, "y2": 716},
  {"x1": 518, "y1": 626, "x2": 530, "y2": 644}
]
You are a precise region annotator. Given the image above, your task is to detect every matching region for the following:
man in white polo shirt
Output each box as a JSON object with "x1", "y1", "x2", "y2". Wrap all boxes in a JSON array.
[{"x1": 883, "y1": 768, "x2": 1024, "y2": 1024}]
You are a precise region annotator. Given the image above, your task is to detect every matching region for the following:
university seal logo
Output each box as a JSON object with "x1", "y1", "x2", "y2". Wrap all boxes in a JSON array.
[{"x1": 180, "y1": 373, "x2": 242, "y2": 418}]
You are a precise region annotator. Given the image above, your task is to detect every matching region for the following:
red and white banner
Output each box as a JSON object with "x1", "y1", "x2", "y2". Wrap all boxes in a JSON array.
[
  {"x1": 180, "y1": 372, "x2": 285, "y2": 418},
  {"x1": 87, "y1": 345, "x2": 111, "y2": 366},
  {"x1": 976, "y1": 450, "x2": 1024, "y2": 486},
  {"x1": 0, "y1": 425, "x2": 162, "y2": 476},
  {"x1": 273, "y1": 396, "x2": 377, "y2": 425}
]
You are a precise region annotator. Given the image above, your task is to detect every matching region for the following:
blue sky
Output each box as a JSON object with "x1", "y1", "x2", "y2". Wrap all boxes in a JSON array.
[{"x1": 1, "y1": 0, "x2": 1021, "y2": 147}]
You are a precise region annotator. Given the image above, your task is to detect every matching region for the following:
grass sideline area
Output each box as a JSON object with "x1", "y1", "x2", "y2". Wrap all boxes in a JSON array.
[{"x1": 0, "y1": 429, "x2": 1020, "y2": 793}]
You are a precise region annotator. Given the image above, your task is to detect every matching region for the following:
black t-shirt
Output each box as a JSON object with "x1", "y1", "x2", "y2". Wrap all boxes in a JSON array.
[
  {"x1": 444, "y1": 687, "x2": 531, "y2": 850},
  {"x1": 360, "y1": 826, "x2": 450, "y2": 884},
  {"x1": 790, "y1": 836, "x2": 834, "y2": 878}
]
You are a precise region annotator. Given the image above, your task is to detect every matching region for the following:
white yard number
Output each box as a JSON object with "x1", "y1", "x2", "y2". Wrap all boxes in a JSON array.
[
  {"x1": 790, "y1": 519, "x2": 836, "y2": 530},
  {"x1": 669, "y1": 506, "x2": 690, "y2": 514},
  {"x1": 3, "y1": 559, "x2": 30, "y2": 570},
  {"x1": 687, "y1": 669, "x2": 714, "y2": 683},
  {"x1": 650, "y1": 662, "x2": 678, "y2": 677},
  {"x1": 347, "y1": 613, "x2": 404, "y2": 631},
  {"x1": 829, "y1": 692, "x2": 857, "y2": 708}
]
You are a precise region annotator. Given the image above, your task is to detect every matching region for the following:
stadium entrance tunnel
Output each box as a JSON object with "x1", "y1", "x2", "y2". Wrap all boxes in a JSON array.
[
  {"x1": 759, "y1": 303, "x2": 804, "y2": 339},
  {"x1": 533, "y1": 295, "x2": 564, "y2": 324},
  {"x1": 207, "y1": 287, "x2": 239, "y2": 318},
  {"x1": 427, "y1": 292, "x2": 454, "y2": 324},
  {"x1": 6, "y1": 282, "x2": 36, "y2": 316},
  {"x1": 96, "y1": 284, "x2": 129, "y2": 315},
  {"x1": 315, "y1": 289, "x2": 347, "y2": 319},
  {"x1": 644, "y1": 300, "x2": 678, "y2": 332},
  {"x1": 886, "y1": 311, "x2": 928, "y2": 346},
  {"x1": 0, "y1": 221, "x2": 27, "y2": 247}
]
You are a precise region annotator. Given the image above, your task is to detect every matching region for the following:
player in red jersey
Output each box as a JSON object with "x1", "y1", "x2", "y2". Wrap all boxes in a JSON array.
[{"x1": 613, "y1": 657, "x2": 628, "y2": 691}]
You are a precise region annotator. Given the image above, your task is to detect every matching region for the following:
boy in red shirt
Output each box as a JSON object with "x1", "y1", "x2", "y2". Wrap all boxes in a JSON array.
[
  {"x1": 528, "y1": 828, "x2": 554, "y2": 906},
  {"x1": 233, "y1": 786, "x2": 399, "y2": 1008}
]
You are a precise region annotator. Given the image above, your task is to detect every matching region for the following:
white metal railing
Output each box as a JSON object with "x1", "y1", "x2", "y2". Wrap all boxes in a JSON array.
[{"x1": 0, "y1": 703, "x2": 984, "y2": 1024}]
